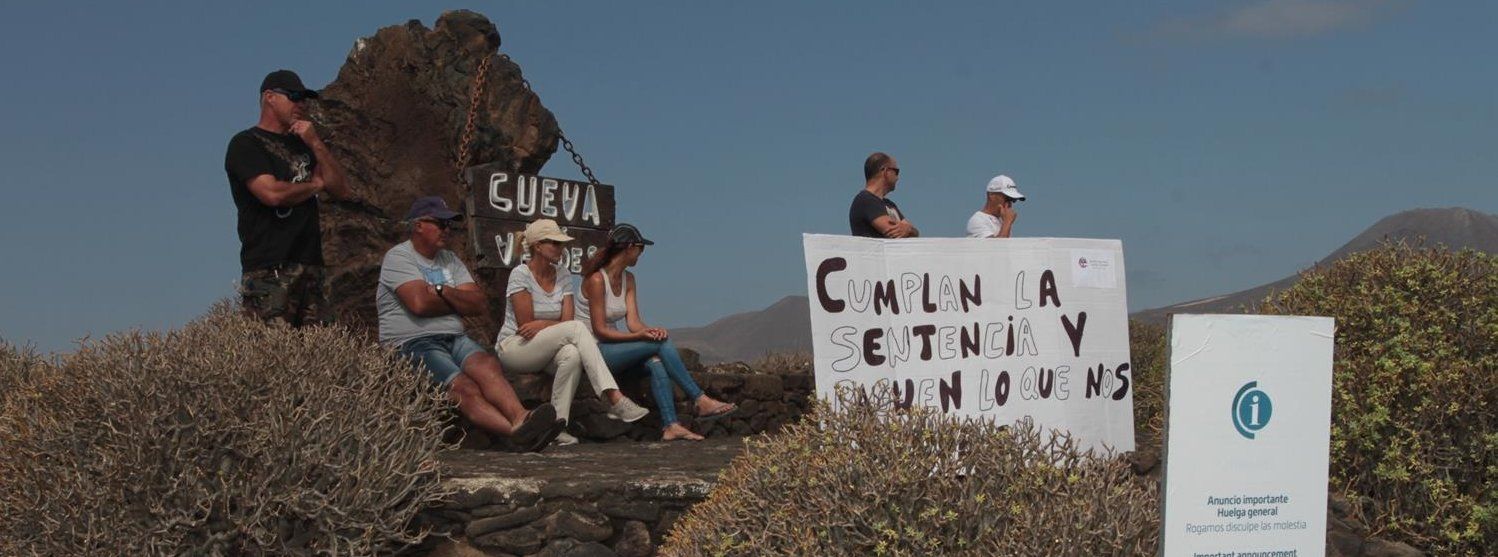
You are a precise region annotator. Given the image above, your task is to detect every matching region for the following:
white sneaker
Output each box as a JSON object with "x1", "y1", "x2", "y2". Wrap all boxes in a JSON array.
[
  {"x1": 607, "y1": 397, "x2": 649, "y2": 423},
  {"x1": 554, "y1": 431, "x2": 578, "y2": 446}
]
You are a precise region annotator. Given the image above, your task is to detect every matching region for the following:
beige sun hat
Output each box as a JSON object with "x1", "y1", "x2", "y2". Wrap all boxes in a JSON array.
[{"x1": 523, "y1": 219, "x2": 574, "y2": 248}]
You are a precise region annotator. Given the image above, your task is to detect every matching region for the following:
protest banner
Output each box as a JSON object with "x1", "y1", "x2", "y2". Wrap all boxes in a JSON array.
[
  {"x1": 802, "y1": 234, "x2": 1135, "y2": 452},
  {"x1": 1161, "y1": 314, "x2": 1335, "y2": 557}
]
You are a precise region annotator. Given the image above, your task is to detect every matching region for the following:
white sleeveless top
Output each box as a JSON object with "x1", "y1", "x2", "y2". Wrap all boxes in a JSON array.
[{"x1": 576, "y1": 271, "x2": 629, "y2": 331}]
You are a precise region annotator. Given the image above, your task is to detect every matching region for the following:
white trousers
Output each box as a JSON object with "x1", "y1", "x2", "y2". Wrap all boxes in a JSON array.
[{"x1": 496, "y1": 321, "x2": 618, "y2": 422}]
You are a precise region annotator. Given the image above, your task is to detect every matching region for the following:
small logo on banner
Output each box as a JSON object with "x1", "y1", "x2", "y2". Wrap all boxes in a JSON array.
[
  {"x1": 1078, "y1": 257, "x2": 1089, "y2": 269},
  {"x1": 1232, "y1": 381, "x2": 1273, "y2": 439}
]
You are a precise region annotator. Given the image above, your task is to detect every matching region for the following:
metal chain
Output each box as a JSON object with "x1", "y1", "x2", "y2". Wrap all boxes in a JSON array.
[
  {"x1": 455, "y1": 54, "x2": 492, "y2": 190},
  {"x1": 557, "y1": 132, "x2": 599, "y2": 185},
  {"x1": 497, "y1": 53, "x2": 600, "y2": 185}
]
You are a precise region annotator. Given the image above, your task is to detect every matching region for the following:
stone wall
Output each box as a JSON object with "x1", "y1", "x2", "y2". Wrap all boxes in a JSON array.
[
  {"x1": 456, "y1": 370, "x2": 814, "y2": 447},
  {"x1": 410, "y1": 440, "x2": 746, "y2": 557}
]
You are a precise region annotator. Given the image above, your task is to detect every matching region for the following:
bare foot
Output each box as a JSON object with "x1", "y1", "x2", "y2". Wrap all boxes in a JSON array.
[{"x1": 662, "y1": 423, "x2": 704, "y2": 442}]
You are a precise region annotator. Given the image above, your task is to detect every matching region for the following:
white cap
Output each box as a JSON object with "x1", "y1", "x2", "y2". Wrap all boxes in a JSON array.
[{"x1": 986, "y1": 175, "x2": 1026, "y2": 200}]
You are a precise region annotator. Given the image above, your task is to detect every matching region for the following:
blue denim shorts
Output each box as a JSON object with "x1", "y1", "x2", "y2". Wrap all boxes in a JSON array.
[{"x1": 397, "y1": 334, "x2": 487, "y2": 386}]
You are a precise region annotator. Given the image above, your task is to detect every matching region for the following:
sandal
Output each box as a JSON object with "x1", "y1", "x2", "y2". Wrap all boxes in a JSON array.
[
  {"x1": 662, "y1": 423, "x2": 705, "y2": 442},
  {"x1": 697, "y1": 401, "x2": 738, "y2": 422}
]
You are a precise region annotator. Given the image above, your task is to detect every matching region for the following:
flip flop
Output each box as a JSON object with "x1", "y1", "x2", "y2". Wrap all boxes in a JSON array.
[
  {"x1": 662, "y1": 429, "x2": 705, "y2": 442},
  {"x1": 697, "y1": 402, "x2": 738, "y2": 422}
]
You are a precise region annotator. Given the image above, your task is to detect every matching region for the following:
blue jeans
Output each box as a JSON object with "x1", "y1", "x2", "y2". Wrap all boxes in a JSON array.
[
  {"x1": 598, "y1": 338, "x2": 703, "y2": 427},
  {"x1": 398, "y1": 334, "x2": 487, "y2": 386}
]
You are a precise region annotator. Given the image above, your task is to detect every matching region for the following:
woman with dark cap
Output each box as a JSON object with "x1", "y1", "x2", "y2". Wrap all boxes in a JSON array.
[{"x1": 578, "y1": 223, "x2": 737, "y2": 441}]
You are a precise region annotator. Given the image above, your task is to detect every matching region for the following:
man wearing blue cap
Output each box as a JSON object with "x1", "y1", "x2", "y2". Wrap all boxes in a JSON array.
[
  {"x1": 225, "y1": 69, "x2": 352, "y2": 326},
  {"x1": 377, "y1": 196, "x2": 565, "y2": 451}
]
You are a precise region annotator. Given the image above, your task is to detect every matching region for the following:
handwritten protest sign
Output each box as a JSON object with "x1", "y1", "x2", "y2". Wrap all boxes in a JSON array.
[{"x1": 802, "y1": 234, "x2": 1135, "y2": 452}]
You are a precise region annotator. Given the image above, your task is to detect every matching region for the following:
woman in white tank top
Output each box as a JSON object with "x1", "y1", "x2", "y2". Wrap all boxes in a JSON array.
[{"x1": 579, "y1": 224, "x2": 737, "y2": 441}]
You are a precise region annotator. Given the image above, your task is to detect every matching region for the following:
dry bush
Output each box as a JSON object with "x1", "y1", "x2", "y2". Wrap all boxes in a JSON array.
[
  {"x1": 1257, "y1": 242, "x2": 1495, "y2": 555},
  {"x1": 0, "y1": 341, "x2": 50, "y2": 417},
  {"x1": 698, "y1": 351, "x2": 813, "y2": 376},
  {"x1": 0, "y1": 307, "x2": 455, "y2": 556},
  {"x1": 747, "y1": 351, "x2": 813, "y2": 375},
  {"x1": 663, "y1": 392, "x2": 1159, "y2": 556}
]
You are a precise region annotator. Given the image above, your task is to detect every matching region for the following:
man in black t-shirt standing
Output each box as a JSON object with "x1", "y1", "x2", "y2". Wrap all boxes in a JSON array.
[
  {"x1": 224, "y1": 69, "x2": 352, "y2": 327},
  {"x1": 849, "y1": 151, "x2": 919, "y2": 239}
]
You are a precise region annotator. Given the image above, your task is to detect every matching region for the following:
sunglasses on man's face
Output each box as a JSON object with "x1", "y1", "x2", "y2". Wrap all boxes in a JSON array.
[
  {"x1": 270, "y1": 88, "x2": 314, "y2": 103},
  {"x1": 886, "y1": 167, "x2": 901, "y2": 176},
  {"x1": 421, "y1": 219, "x2": 460, "y2": 231}
]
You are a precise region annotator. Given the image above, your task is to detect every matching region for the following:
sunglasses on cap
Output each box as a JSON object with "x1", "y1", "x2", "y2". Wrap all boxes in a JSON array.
[{"x1": 269, "y1": 88, "x2": 316, "y2": 102}]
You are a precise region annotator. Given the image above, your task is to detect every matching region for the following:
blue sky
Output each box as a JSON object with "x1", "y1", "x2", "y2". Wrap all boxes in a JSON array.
[{"x1": 1, "y1": 1, "x2": 1494, "y2": 353}]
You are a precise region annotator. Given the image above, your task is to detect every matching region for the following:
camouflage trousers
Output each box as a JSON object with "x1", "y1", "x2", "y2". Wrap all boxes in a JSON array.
[{"x1": 240, "y1": 263, "x2": 333, "y2": 328}]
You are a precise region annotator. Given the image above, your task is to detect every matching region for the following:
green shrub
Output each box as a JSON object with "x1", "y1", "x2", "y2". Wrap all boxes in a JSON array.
[
  {"x1": 1258, "y1": 242, "x2": 1495, "y2": 555},
  {"x1": 0, "y1": 308, "x2": 455, "y2": 556},
  {"x1": 1127, "y1": 320, "x2": 1168, "y2": 448},
  {"x1": 663, "y1": 394, "x2": 1160, "y2": 556}
]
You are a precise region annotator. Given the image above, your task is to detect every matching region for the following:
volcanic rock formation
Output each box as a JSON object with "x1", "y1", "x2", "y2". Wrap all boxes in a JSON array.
[{"x1": 309, "y1": 10, "x2": 561, "y2": 340}]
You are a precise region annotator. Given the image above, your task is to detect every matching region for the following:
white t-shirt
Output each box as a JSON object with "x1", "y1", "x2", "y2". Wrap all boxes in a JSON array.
[
  {"x1": 966, "y1": 211, "x2": 1002, "y2": 238},
  {"x1": 499, "y1": 264, "x2": 574, "y2": 338}
]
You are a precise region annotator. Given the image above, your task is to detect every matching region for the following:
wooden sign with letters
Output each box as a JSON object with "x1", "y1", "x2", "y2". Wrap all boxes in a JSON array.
[{"x1": 463, "y1": 163, "x2": 616, "y2": 271}]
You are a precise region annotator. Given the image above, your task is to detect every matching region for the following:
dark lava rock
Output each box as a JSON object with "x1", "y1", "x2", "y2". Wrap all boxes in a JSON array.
[
  {"x1": 473, "y1": 524, "x2": 544, "y2": 555},
  {"x1": 612, "y1": 520, "x2": 654, "y2": 557},
  {"x1": 535, "y1": 538, "x2": 617, "y2": 557},
  {"x1": 312, "y1": 10, "x2": 561, "y2": 342},
  {"x1": 539, "y1": 509, "x2": 614, "y2": 542}
]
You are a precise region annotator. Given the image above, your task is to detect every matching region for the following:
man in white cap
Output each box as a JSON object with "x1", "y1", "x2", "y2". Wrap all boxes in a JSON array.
[{"x1": 966, "y1": 175, "x2": 1024, "y2": 238}]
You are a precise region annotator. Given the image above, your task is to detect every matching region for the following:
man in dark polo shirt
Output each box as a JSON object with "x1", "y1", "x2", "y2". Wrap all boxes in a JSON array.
[
  {"x1": 225, "y1": 69, "x2": 352, "y2": 327},
  {"x1": 849, "y1": 151, "x2": 919, "y2": 239}
]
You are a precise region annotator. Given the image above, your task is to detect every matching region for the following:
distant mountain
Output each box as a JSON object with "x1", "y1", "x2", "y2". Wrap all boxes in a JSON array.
[
  {"x1": 673, "y1": 295, "x2": 812, "y2": 364},
  {"x1": 675, "y1": 208, "x2": 1498, "y2": 363},
  {"x1": 1131, "y1": 207, "x2": 1498, "y2": 323}
]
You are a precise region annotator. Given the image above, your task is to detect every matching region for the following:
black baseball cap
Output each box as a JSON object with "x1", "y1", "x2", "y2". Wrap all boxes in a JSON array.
[
  {"x1": 259, "y1": 69, "x2": 320, "y2": 99},
  {"x1": 406, "y1": 196, "x2": 463, "y2": 221},
  {"x1": 608, "y1": 223, "x2": 654, "y2": 246}
]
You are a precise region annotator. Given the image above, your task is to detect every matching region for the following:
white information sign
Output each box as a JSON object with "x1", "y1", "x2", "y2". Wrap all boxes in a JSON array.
[
  {"x1": 802, "y1": 234, "x2": 1135, "y2": 453},
  {"x1": 1162, "y1": 314, "x2": 1335, "y2": 557}
]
